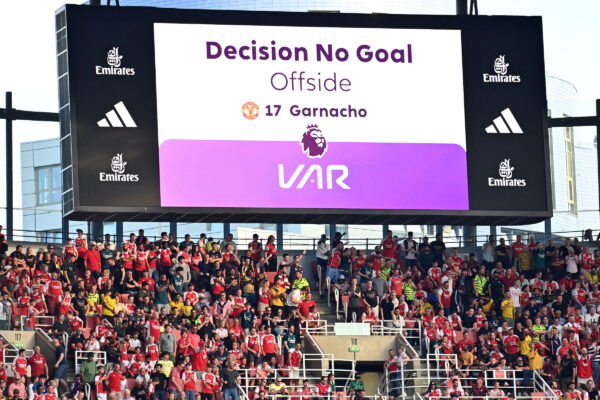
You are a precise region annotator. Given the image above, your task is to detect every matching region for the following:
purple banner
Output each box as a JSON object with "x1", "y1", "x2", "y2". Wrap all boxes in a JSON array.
[{"x1": 159, "y1": 140, "x2": 469, "y2": 210}]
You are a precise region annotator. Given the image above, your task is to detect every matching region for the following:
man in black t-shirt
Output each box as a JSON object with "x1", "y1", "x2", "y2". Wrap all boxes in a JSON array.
[
  {"x1": 380, "y1": 292, "x2": 395, "y2": 321},
  {"x1": 430, "y1": 234, "x2": 446, "y2": 266},
  {"x1": 362, "y1": 280, "x2": 380, "y2": 315},
  {"x1": 221, "y1": 361, "x2": 240, "y2": 400},
  {"x1": 72, "y1": 289, "x2": 89, "y2": 323},
  {"x1": 462, "y1": 308, "x2": 477, "y2": 329},
  {"x1": 150, "y1": 364, "x2": 167, "y2": 400}
]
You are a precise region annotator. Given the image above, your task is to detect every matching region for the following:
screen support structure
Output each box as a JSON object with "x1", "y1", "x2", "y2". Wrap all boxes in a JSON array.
[
  {"x1": 547, "y1": 99, "x2": 600, "y2": 226},
  {"x1": 457, "y1": 0, "x2": 477, "y2": 246},
  {"x1": 0, "y1": 92, "x2": 60, "y2": 241}
]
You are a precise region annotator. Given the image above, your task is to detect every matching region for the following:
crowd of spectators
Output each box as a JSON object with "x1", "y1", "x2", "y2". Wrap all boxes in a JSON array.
[
  {"x1": 0, "y1": 226, "x2": 370, "y2": 400},
  {"x1": 0, "y1": 224, "x2": 599, "y2": 400},
  {"x1": 362, "y1": 231, "x2": 600, "y2": 400}
]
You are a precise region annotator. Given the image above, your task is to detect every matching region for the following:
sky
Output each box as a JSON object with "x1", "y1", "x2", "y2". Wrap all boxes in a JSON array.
[{"x1": 0, "y1": 0, "x2": 599, "y2": 233}]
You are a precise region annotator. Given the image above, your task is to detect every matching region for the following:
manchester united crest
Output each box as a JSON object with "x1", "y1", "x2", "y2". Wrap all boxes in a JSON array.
[{"x1": 242, "y1": 101, "x2": 259, "y2": 120}]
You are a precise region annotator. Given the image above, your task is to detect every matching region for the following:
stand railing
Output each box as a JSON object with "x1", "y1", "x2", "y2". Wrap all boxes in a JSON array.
[
  {"x1": 75, "y1": 350, "x2": 107, "y2": 373},
  {"x1": 383, "y1": 352, "x2": 557, "y2": 400},
  {"x1": 20, "y1": 315, "x2": 55, "y2": 331},
  {"x1": 236, "y1": 353, "x2": 356, "y2": 395}
]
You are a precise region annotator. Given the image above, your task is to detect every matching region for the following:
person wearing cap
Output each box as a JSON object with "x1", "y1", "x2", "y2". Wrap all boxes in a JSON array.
[{"x1": 348, "y1": 373, "x2": 365, "y2": 395}]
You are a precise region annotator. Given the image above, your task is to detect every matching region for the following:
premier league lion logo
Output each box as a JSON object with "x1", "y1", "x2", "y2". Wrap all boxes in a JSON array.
[{"x1": 300, "y1": 124, "x2": 327, "y2": 158}]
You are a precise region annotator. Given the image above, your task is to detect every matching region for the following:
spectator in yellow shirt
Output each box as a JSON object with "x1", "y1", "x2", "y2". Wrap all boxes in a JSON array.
[
  {"x1": 101, "y1": 288, "x2": 117, "y2": 324},
  {"x1": 501, "y1": 292, "x2": 514, "y2": 328},
  {"x1": 520, "y1": 333, "x2": 532, "y2": 357},
  {"x1": 528, "y1": 348, "x2": 542, "y2": 371}
]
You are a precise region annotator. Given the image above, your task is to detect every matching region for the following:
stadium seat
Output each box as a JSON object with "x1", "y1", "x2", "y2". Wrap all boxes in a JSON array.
[
  {"x1": 266, "y1": 272, "x2": 277, "y2": 284},
  {"x1": 195, "y1": 380, "x2": 203, "y2": 392},
  {"x1": 454, "y1": 331, "x2": 464, "y2": 343},
  {"x1": 126, "y1": 379, "x2": 136, "y2": 390},
  {"x1": 467, "y1": 329, "x2": 479, "y2": 343},
  {"x1": 291, "y1": 391, "x2": 301, "y2": 400},
  {"x1": 567, "y1": 307, "x2": 575, "y2": 316},
  {"x1": 86, "y1": 316, "x2": 97, "y2": 330},
  {"x1": 172, "y1": 329, "x2": 181, "y2": 340},
  {"x1": 311, "y1": 260, "x2": 318, "y2": 280},
  {"x1": 341, "y1": 295, "x2": 349, "y2": 309},
  {"x1": 120, "y1": 293, "x2": 129, "y2": 303},
  {"x1": 276, "y1": 354, "x2": 285, "y2": 366},
  {"x1": 531, "y1": 393, "x2": 546, "y2": 400}
]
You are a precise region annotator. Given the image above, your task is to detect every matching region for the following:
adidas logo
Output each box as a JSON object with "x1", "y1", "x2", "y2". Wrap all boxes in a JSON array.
[
  {"x1": 484, "y1": 108, "x2": 523, "y2": 134},
  {"x1": 97, "y1": 101, "x2": 137, "y2": 128}
]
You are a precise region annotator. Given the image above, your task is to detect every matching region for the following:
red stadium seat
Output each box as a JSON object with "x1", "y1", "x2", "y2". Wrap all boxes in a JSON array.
[
  {"x1": 341, "y1": 295, "x2": 349, "y2": 310},
  {"x1": 454, "y1": 331, "x2": 464, "y2": 344},
  {"x1": 531, "y1": 392, "x2": 546, "y2": 400},
  {"x1": 266, "y1": 272, "x2": 277, "y2": 284},
  {"x1": 86, "y1": 316, "x2": 97, "y2": 330},
  {"x1": 276, "y1": 354, "x2": 285, "y2": 366},
  {"x1": 172, "y1": 329, "x2": 181, "y2": 340},
  {"x1": 195, "y1": 380, "x2": 203, "y2": 392},
  {"x1": 120, "y1": 293, "x2": 129, "y2": 303},
  {"x1": 126, "y1": 379, "x2": 136, "y2": 390},
  {"x1": 467, "y1": 330, "x2": 479, "y2": 343}
]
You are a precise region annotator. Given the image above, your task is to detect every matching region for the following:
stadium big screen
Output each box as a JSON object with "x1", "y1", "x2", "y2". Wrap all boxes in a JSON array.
[{"x1": 56, "y1": 5, "x2": 550, "y2": 224}]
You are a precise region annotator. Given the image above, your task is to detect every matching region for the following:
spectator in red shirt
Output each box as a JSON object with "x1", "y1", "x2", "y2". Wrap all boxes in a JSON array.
[
  {"x1": 298, "y1": 292, "x2": 316, "y2": 318},
  {"x1": 107, "y1": 362, "x2": 124, "y2": 398},
  {"x1": 28, "y1": 345, "x2": 48, "y2": 378},
  {"x1": 85, "y1": 242, "x2": 102, "y2": 279}
]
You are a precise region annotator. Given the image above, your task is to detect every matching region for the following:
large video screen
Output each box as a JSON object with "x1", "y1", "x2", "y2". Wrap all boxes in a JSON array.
[{"x1": 56, "y1": 5, "x2": 551, "y2": 224}]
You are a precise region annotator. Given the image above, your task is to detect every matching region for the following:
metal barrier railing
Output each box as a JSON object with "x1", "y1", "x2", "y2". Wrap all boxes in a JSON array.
[
  {"x1": 383, "y1": 352, "x2": 557, "y2": 400},
  {"x1": 84, "y1": 383, "x2": 91, "y2": 400},
  {"x1": 317, "y1": 265, "x2": 323, "y2": 296},
  {"x1": 75, "y1": 350, "x2": 107, "y2": 373},
  {"x1": 401, "y1": 319, "x2": 423, "y2": 356},
  {"x1": 236, "y1": 353, "x2": 356, "y2": 396},
  {"x1": 8, "y1": 226, "x2": 599, "y2": 250},
  {"x1": 20, "y1": 315, "x2": 55, "y2": 331},
  {"x1": 302, "y1": 319, "x2": 330, "y2": 336},
  {"x1": 4, "y1": 348, "x2": 34, "y2": 366}
]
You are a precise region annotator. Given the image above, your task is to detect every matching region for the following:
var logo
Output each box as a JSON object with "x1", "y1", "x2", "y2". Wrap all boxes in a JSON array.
[{"x1": 278, "y1": 164, "x2": 350, "y2": 189}]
